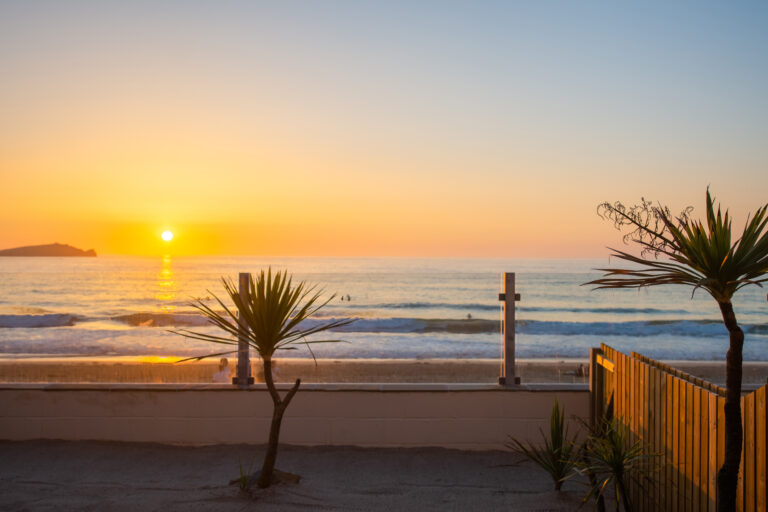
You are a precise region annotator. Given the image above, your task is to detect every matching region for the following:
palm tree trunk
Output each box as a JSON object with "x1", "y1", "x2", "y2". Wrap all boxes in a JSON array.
[
  {"x1": 257, "y1": 357, "x2": 301, "y2": 489},
  {"x1": 716, "y1": 301, "x2": 743, "y2": 512}
]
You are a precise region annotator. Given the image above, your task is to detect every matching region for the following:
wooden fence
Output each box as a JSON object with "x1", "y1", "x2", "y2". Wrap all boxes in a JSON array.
[{"x1": 590, "y1": 344, "x2": 767, "y2": 511}]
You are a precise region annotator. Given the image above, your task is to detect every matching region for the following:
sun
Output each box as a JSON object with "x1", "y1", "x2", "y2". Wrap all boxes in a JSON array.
[{"x1": 161, "y1": 230, "x2": 174, "y2": 242}]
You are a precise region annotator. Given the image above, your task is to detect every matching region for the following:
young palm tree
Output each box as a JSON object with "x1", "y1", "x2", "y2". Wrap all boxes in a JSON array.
[
  {"x1": 576, "y1": 417, "x2": 657, "y2": 512},
  {"x1": 506, "y1": 399, "x2": 578, "y2": 492},
  {"x1": 586, "y1": 189, "x2": 768, "y2": 512},
  {"x1": 175, "y1": 268, "x2": 352, "y2": 488}
]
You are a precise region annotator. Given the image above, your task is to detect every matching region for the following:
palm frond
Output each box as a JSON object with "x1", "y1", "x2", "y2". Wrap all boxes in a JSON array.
[
  {"x1": 587, "y1": 189, "x2": 768, "y2": 302},
  {"x1": 173, "y1": 268, "x2": 355, "y2": 363},
  {"x1": 506, "y1": 399, "x2": 578, "y2": 491},
  {"x1": 575, "y1": 417, "x2": 659, "y2": 511},
  {"x1": 176, "y1": 350, "x2": 238, "y2": 364}
]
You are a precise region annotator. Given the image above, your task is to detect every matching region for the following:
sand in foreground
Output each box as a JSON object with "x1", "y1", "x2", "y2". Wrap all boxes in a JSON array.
[{"x1": 0, "y1": 440, "x2": 585, "y2": 512}]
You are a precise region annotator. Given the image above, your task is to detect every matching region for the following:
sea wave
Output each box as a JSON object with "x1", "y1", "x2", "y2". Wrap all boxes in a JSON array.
[
  {"x1": 4, "y1": 310, "x2": 766, "y2": 340},
  {"x1": 334, "y1": 302, "x2": 694, "y2": 315},
  {"x1": 110, "y1": 313, "x2": 211, "y2": 327},
  {"x1": 520, "y1": 306, "x2": 693, "y2": 315},
  {"x1": 0, "y1": 312, "x2": 213, "y2": 329},
  {"x1": 315, "y1": 317, "x2": 763, "y2": 338},
  {"x1": 0, "y1": 314, "x2": 79, "y2": 328},
  {"x1": 339, "y1": 302, "x2": 499, "y2": 311}
]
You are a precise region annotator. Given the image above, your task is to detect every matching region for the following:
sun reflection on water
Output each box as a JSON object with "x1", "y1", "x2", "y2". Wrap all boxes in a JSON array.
[{"x1": 156, "y1": 254, "x2": 177, "y2": 312}]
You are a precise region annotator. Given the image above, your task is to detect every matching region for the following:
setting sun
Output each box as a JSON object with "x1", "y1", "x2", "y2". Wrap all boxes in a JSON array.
[{"x1": 161, "y1": 231, "x2": 173, "y2": 242}]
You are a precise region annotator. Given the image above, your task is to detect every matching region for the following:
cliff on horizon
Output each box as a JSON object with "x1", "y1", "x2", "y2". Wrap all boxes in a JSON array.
[{"x1": 0, "y1": 243, "x2": 97, "y2": 257}]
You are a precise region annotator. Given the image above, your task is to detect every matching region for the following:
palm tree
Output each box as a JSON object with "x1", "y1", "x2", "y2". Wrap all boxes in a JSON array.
[
  {"x1": 506, "y1": 399, "x2": 578, "y2": 492},
  {"x1": 586, "y1": 189, "x2": 768, "y2": 512},
  {"x1": 576, "y1": 417, "x2": 656, "y2": 512},
  {"x1": 174, "y1": 268, "x2": 352, "y2": 488}
]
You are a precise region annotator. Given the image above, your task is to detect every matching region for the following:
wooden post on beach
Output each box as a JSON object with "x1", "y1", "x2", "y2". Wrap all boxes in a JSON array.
[
  {"x1": 499, "y1": 272, "x2": 521, "y2": 386},
  {"x1": 233, "y1": 272, "x2": 254, "y2": 388}
]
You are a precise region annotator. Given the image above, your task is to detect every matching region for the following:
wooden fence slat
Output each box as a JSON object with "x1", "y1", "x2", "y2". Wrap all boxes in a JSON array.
[
  {"x1": 642, "y1": 363, "x2": 650, "y2": 512},
  {"x1": 622, "y1": 352, "x2": 627, "y2": 421},
  {"x1": 686, "y1": 381, "x2": 693, "y2": 512},
  {"x1": 744, "y1": 392, "x2": 755, "y2": 512},
  {"x1": 648, "y1": 365, "x2": 657, "y2": 512},
  {"x1": 718, "y1": 397, "x2": 726, "y2": 512},
  {"x1": 699, "y1": 386, "x2": 709, "y2": 512},
  {"x1": 736, "y1": 397, "x2": 746, "y2": 512},
  {"x1": 612, "y1": 347, "x2": 618, "y2": 422},
  {"x1": 756, "y1": 386, "x2": 766, "y2": 512},
  {"x1": 674, "y1": 377, "x2": 681, "y2": 512},
  {"x1": 641, "y1": 359, "x2": 647, "y2": 511},
  {"x1": 668, "y1": 373, "x2": 676, "y2": 511},
  {"x1": 693, "y1": 386, "x2": 701, "y2": 512},
  {"x1": 607, "y1": 357, "x2": 614, "y2": 421},
  {"x1": 630, "y1": 355, "x2": 635, "y2": 435},
  {"x1": 709, "y1": 393, "x2": 719, "y2": 512},
  {"x1": 623, "y1": 353, "x2": 629, "y2": 428},
  {"x1": 633, "y1": 357, "x2": 641, "y2": 509},
  {"x1": 616, "y1": 351, "x2": 622, "y2": 421},
  {"x1": 654, "y1": 368, "x2": 667, "y2": 510},
  {"x1": 590, "y1": 347, "x2": 603, "y2": 427}
]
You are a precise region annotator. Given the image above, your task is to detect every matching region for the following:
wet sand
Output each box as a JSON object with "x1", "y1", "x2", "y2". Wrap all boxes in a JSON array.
[
  {"x1": 0, "y1": 357, "x2": 765, "y2": 386},
  {"x1": 0, "y1": 358, "x2": 588, "y2": 384}
]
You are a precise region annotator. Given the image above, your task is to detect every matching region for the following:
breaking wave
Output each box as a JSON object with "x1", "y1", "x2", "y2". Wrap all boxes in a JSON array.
[
  {"x1": 336, "y1": 302, "x2": 694, "y2": 316},
  {"x1": 0, "y1": 314, "x2": 80, "y2": 328},
  {"x1": 311, "y1": 317, "x2": 764, "y2": 338},
  {"x1": 3, "y1": 311, "x2": 767, "y2": 340},
  {"x1": 110, "y1": 313, "x2": 211, "y2": 327}
]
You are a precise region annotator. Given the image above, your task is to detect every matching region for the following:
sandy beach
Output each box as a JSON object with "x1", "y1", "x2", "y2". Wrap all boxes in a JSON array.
[
  {"x1": 0, "y1": 440, "x2": 587, "y2": 512},
  {"x1": 1, "y1": 357, "x2": 766, "y2": 386}
]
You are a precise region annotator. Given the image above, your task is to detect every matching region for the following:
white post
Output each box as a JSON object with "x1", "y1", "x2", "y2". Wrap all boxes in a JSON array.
[
  {"x1": 233, "y1": 272, "x2": 254, "y2": 388},
  {"x1": 499, "y1": 272, "x2": 521, "y2": 386}
]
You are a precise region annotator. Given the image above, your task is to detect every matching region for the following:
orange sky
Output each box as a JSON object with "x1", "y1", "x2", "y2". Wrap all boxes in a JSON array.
[{"x1": 1, "y1": 3, "x2": 766, "y2": 257}]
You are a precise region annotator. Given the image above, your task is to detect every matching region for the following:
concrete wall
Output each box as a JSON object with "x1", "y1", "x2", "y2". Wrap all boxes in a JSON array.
[{"x1": 0, "y1": 383, "x2": 589, "y2": 450}]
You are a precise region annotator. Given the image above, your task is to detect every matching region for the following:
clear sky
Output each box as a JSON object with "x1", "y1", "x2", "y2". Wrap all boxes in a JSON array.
[{"x1": 1, "y1": 1, "x2": 767, "y2": 257}]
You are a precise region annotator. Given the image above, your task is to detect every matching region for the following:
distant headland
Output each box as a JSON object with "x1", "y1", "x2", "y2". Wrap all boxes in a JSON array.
[{"x1": 0, "y1": 243, "x2": 97, "y2": 257}]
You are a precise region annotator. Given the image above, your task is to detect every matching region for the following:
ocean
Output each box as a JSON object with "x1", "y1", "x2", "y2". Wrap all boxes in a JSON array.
[{"x1": 1, "y1": 256, "x2": 767, "y2": 361}]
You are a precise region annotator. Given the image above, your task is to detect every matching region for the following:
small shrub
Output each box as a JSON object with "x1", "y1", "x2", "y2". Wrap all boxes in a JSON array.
[
  {"x1": 506, "y1": 399, "x2": 578, "y2": 491},
  {"x1": 575, "y1": 417, "x2": 658, "y2": 512}
]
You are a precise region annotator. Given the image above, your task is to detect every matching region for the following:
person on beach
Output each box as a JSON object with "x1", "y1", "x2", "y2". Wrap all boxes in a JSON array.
[{"x1": 212, "y1": 357, "x2": 231, "y2": 383}]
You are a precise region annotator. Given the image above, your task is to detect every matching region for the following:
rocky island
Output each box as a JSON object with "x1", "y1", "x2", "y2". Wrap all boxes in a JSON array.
[{"x1": 0, "y1": 243, "x2": 97, "y2": 257}]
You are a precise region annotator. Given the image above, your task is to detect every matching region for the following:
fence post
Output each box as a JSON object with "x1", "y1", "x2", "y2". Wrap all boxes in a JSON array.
[
  {"x1": 590, "y1": 347, "x2": 599, "y2": 426},
  {"x1": 233, "y1": 272, "x2": 254, "y2": 388},
  {"x1": 499, "y1": 272, "x2": 521, "y2": 386}
]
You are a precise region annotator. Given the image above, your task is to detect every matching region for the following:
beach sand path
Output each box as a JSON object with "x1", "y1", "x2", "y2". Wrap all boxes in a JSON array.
[{"x1": 0, "y1": 440, "x2": 586, "y2": 511}]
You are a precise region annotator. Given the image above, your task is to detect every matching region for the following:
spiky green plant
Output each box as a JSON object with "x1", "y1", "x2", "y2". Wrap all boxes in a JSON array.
[
  {"x1": 174, "y1": 268, "x2": 352, "y2": 489},
  {"x1": 576, "y1": 418, "x2": 657, "y2": 512},
  {"x1": 586, "y1": 189, "x2": 768, "y2": 511},
  {"x1": 506, "y1": 399, "x2": 578, "y2": 491}
]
